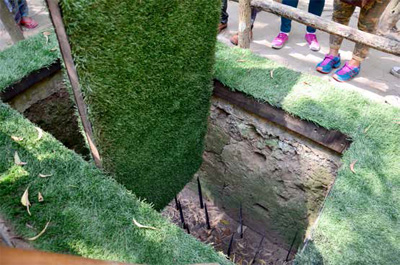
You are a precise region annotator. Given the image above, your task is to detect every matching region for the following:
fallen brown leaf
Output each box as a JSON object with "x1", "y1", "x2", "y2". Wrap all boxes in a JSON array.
[
  {"x1": 35, "y1": 127, "x2": 43, "y2": 141},
  {"x1": 39, "y1": 173, "x2": 52, "y2": 178},
  {"x1": 132, "y1": 218, "x2": 157, "y2": 230},
  {"x1": 350, "y1": 160, "x2": 357, "y2": 174},
  {"x1": 237, "y1": 59, "x2": 247, "y2": 62},
  {"x1": 21, "y1": 187, "x2": 31, "y2": 216},
  {"x1": 14, "y1": 152, "x2": 27, "y2": 166},
  {"x1": 38, "y1": 192, "x2": 44, "y2": 202},
  {"x1": 27, "y1": 221, "x2": 50, "y2": 241},
  {"x1": 395, "y1": 121, "x2": 400, "y2": 125},
  {"x1": 50, "y1": 47, "x2": 57, "y2": 52},
  {"x1": 11, "y1": 136, "x2": 23, "y2": 141},
  {"x1": 270, "y1": 70, "x2": 274, "y2": 79}
]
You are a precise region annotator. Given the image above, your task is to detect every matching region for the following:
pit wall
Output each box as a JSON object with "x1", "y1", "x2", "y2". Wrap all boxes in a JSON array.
[{"x1": 197, "y1": 96, "x2": 341, "y2": 248}]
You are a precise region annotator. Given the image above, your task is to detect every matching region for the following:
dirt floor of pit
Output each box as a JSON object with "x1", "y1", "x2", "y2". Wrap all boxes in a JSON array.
[
  {"x1": 162, "y1": 183, "x2": 297, "y2": 265},
  {"x1": 0, "y1": 215, "x2": 32, "y2": 249}
]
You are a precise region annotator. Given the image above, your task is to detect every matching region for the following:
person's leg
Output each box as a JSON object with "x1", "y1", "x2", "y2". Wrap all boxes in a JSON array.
[
  {"x1": 18, "y1": 0, "x2": 28, "y2": 17},
  {"x1": 230, "y1": 7, "x2": 257, "y2": 45},
  {"x1": 219, "y1": 0, "x2": 229, "y2": 32},
  {"x1": 18, "y1": 0, "x2": 38, "y2": 29},
  {"x1": 333, "y1": 0, "x2": 391, "y2": 82},
  {"x1": 316, "y1": 0, "x2": 354, "y2": 74},
  {"x1": 306, "y1": 0, "x2": 325, "y2": 33},
  {"x1": 350, "y1": 0, "x2": 391, "y2": 66},
  {"x1": 329, "y1": 0, "x2": 355, "y2": 56},
  {"x1": 280, "y1": 0, "x2": 299, "y2": 33}
]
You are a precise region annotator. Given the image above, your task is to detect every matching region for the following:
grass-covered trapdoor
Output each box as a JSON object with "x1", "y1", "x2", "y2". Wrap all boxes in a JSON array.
[{"x1": 59, "y1": 0, "x2": 220, "y2": 209}]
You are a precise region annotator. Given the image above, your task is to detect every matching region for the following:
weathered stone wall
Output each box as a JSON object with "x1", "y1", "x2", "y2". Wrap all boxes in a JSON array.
[{"x1": 196, "y1": 97, "x2": 341, "y2": 249}]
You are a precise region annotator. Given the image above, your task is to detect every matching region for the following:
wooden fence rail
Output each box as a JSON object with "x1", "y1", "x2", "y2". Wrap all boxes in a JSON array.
[{"x1": 231, "y1": 0, "x2": 400, "y2": 56}]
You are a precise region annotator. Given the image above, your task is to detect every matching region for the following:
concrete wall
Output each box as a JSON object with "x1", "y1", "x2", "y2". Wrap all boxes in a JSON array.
[{"x1": 196, "y1": 96, "x2": 341, "y2": 248}]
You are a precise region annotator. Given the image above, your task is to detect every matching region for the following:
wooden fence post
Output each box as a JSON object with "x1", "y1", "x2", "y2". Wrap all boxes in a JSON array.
[
  {"x1": 45, "y1": 0, "x2": 102, "y2": 168},
  {"x1": 238, "y1": 0, "x2": 251, "y2": 48},
  {"x1": 0, "y1": 0, "x2": 24, "y2": 43},
  {"x1": 378, "y1": 0, "x2": 400, "y2": 41}
]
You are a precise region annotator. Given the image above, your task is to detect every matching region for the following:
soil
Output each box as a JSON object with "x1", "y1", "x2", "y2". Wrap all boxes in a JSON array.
[
  {"x1": 23, "y1": 88, "x2": 89, "y2": 158},
  {"x1": 162, "y1": 184, "x2": 294, "y2": 265},
  {"x1": 0, "y1": 215, "x2": 32, "y2": 249}
]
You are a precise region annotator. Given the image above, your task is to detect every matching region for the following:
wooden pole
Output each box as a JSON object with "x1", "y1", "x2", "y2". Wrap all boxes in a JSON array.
[
  {"x1": 0, "y1": 0, "x2": 24, "y2": 43},
  {"x1": 231, "y1": 0, "x2": 400, "y2": 56},
  {"x1": 238, "y1": 0, "x2": 251, "y2": 48},
  {"x1": 45, "y1": 0, "x2": 102, "y2": 168},
  {"x1": 378, "y1": 0, "x2": 400, "y2": 41}
]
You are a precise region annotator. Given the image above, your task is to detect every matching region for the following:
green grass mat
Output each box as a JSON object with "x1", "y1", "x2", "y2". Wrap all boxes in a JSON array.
[
  {"x1": 0, "y1": 102, "x2": 231, "y2": 265},
  {"x1": 214, "y1": 43, "x2": 400, "y2": 264},
  {"x1": 59, "y1": 0, "x2": 220, "y2": 210},
  {"x1": 0, "y1": 31, "x2": 59, "y2": 91}
]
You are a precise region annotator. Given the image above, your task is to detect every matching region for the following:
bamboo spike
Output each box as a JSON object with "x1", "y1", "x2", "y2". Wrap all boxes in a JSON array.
[
  {"x1": 186, "y1": 223, "x2": 190, "y2": 234},
  {"x1": 197, "y1": 177, "x2": 204, "y2": 209}
]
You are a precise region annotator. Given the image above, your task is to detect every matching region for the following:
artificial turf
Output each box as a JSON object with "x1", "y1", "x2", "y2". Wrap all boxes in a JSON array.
[
  {"x1": 0, "y1": 101, "x2": 231, "y2": 265},
  {"x1": 214, "y1": 43, "x2": 400, "y2": 264},
  {"x1": 0, "y1": 31, "x2": 59, "y2": 91},
  {"x1": 59, "y1": 0, "x2": 221, "y2": 210}
]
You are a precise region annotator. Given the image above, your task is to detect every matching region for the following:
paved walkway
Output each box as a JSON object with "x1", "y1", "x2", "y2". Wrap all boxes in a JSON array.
[
  {"x1": 218, "y1": 0, "x2": 400, "y2": 107},
  {"x1": 1, "y1": 0, "x2": 399, "y2": 107}
]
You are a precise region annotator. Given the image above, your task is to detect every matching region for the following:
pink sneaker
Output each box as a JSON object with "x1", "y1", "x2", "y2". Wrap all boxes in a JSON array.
[
  {"x1": 272, "y1": 32, "x2": 289, "y2": 49},
  {"x1": 305, "y1": 33, "x2": 320, "y2": 51}
]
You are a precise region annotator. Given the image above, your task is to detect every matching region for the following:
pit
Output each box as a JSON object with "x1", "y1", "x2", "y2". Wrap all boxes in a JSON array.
[{"x1": 1, "y1": 69, "x2": 348, "y2": 264}]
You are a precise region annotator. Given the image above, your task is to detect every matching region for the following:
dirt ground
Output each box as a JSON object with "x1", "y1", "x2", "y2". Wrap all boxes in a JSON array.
[
  {"x1": 0, "y1": 215, "x2": 32, "y2": 249},
  {"x1": 1, "y1": 0, "x2": 399, "y2": 106},
  {"x1": 161, "y1": 183, "x2": 295, "y2": 265}
]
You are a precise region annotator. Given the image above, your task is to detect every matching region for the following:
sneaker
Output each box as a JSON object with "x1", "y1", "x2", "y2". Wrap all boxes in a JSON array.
[
  {"x1": 333, "y1": 62, "x2": 360, "y2": 82},
  {"x1": 316, "y1": 54, "x2": 341, "y2": 74},
  {"x1": 271, "y1": 32, "x2": 289, "y2": 49},
  {"x1": 305, "y1": 33, "x2": 320, "y2": 51},
  {"x1": 390, "y1": 66, "x2": 400, "y2": 78},
  {"x1": 230, "y1": 31, "x2": 253, "y2": 46},
  {"x1": 218, "y1": 23, "x2": 227, "y2": 34}
]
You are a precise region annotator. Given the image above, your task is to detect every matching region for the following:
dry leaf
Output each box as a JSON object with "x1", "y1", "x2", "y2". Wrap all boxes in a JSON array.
[
  {"x1": 220, "y1": 219, "x2": 230, "y2": 225},
  {"x1": 395, "y1": 121, "x2": 400, "y2": 125},
  {"x1": 132, "y1": 218, "x2": 157, "y2": 230},
  {"x1": 350, "y1": 160, "x2": 357, "y2": 174},
  {"x1": 38, "y1": 192, "x2": 44, "y2": 202},
  {"x1": 237, "y1": 59, "x2": 247, "y2": 62},
  {"x1": 270, "y1": 70, "x2": 274, "y2": 79},
  {"x1": 50, "y1": 47, "x2": 57, "y2": 52},
  {"x1": 35, "y1": 127, "x2": 43, "y2": 141},
  {"x1": 11, "y1": 136, "x2": 23, "y2": 141},
  {"x1": 14, "y1": 152, "x2": 27, "y2": 166},
  {"x1": 27, "y1": 221, "x2": 50, "y2": 241},
  {"x1": 39, "y1": 173, "x2": 52, "y2": 178},
  {"x1": 21, "y1": 187, "x2": 31, "y2": 216},
  {"x1": 43, "y1": 32, "x2": 51, "y2": 45}
]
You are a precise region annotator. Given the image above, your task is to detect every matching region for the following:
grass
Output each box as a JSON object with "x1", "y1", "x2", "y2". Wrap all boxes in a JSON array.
[
  {"x1": 59, "y1": 0, "x2": 221, "y2": 210},
  {"x1": 0, "y1": 31, "x2": 59, "y2": 91},
  {"x1": 0, "y1": 101, "x2": 231, "y2": 265},
  {"x1": 214, "y1": 43, "x2": 400, "y2": 264}
]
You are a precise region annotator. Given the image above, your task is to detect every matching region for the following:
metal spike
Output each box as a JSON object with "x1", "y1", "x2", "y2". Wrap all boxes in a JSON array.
[
  {"x1": 174, "y1": 195, "x2": 179, "y2": 210},
  {"x1": 178, "y1": 200, "x2": 185, "y2": 227},
  {"x1": 250, "y1": 236, "x2": 264, "y2": 265},
  {"x1": 239, "y1": 203, "x2": 243, "y2": 238},
  {"x1": 197, "y1": 177, "x2": 204, "y2": 209},
  {"x1": 186, "y1": 223, "x2": 190, "y2": 234},
  {"x1": 285, "y1": 231, "x2": 299, "y2": 262},
  {"x1": 227, "y1": 232, "x2": 235, "y2": 258},
  {"x1": 204, "y1": 203, "x2": 211, "y2": 229}
]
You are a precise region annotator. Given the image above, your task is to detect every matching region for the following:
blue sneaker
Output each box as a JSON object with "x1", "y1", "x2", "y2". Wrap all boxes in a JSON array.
[
  {"x1": 333, "y1": 62, "x2": 360, "y2": 82},
  {"x1": 316, "y1": 54, "x2": 341, "y2": 74}
]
